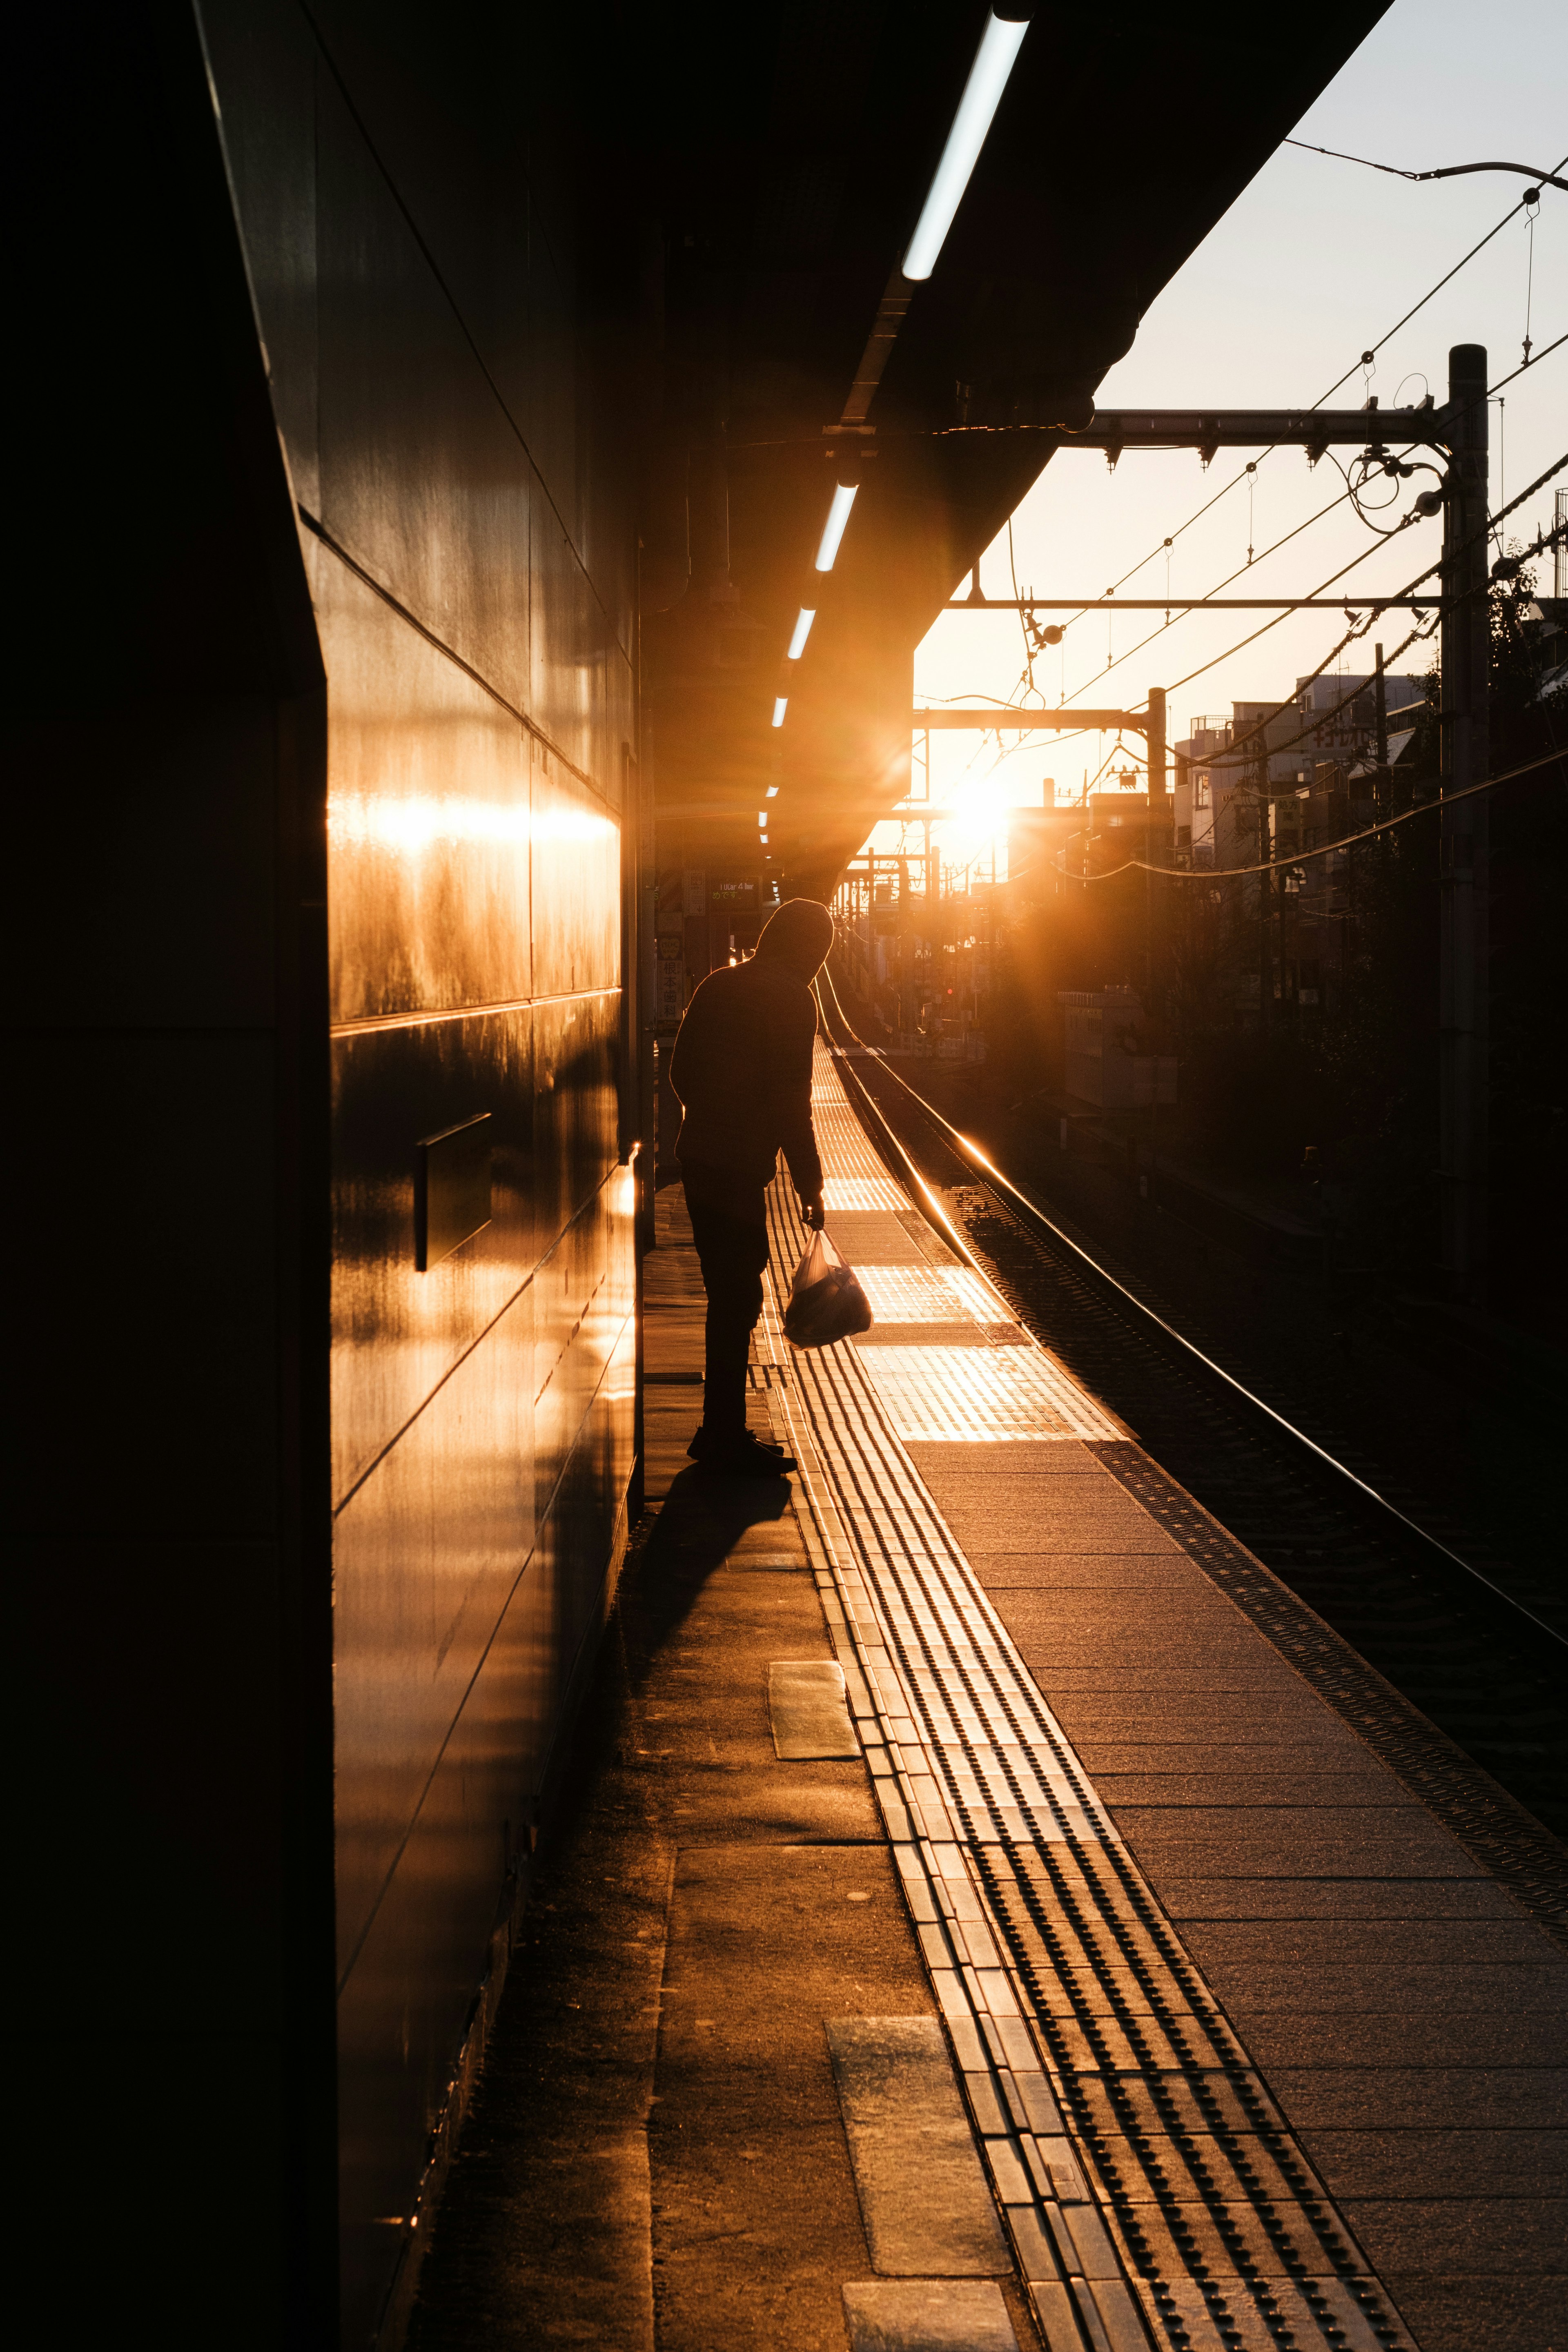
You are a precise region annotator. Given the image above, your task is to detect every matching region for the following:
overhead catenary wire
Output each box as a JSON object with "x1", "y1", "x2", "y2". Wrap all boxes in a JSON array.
[
  {"x1": 1032, "y1": 159, "x2": 1566, "y2": 673},
  {"x1": 1522, "y1": 189, "x2": 1539, "y2": 365},
  {"x1": 1489, "y1": 324, "x2": 1566, "y2": 392},
  {"x1": 1057, "y1": 444, "x2": 1566, "y2": 782},
  {"x1": 1058, "y1": 490, "x2": 1568, "y2": 884},
  {"x1": 921, "y1": 462, "x2": 1564, "y2": 820},
  {"x1": 913, "y1": 174, "x2": 1566, "y2": 810},
  {"x1": 963, "y1": 478, "x2": 1565, "y2": 824},
  {"x1": 1060, "y1": 479, "x2": 1371, "y2": 699},
  {"x1": 1044, "y1": 467, "x2": 1434, "y2": 719},
  {"x1": 737, "y1": 174, "x2": 1568, "y2": 458},
  {"x1": 1284, "y1": 138, "x2": 1568, "y2": 196},
  {"x1": 1006, "y1": 514, "x2": 1036, "y2": 701},
  {"x1": 1312, "y1": 149, "x2": 1565, "y2": 403},
  {"x1": 945, "y1": 469, "x2": 1373, "y2": 737},
  {"x1": 1049, "y1": 335, "x2": 1565, "y2": 711},
  {"x1": 1164, "y1": 455, "x2": 1568, "y2": 766},
  {"x1": 1060, "y1": 744, "x2": 1566, "y2": 886}
]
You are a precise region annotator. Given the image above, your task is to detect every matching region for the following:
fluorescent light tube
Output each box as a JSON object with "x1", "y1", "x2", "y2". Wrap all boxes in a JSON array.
[
  {"x1": 902, "y1": 12, "x2": 1029, "y2": 282},
  {"x1": 787, "y1": 606, "x2": 817, "y2": 659},
  {"x1": 766, "y1": 785, "x2": 779, "y2": 797},
  {"x1": 813, "y1": 483, "x2": 858, "y2": 573},
  {"x1": 772, "y1": 697, "x2": 788, "y2": 728}
]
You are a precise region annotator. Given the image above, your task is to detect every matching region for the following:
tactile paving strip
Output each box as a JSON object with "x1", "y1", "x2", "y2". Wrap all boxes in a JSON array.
[
  {"x1": 755, "y1": 1046, "x2": 1415, "y2": 2352},
  {"x1": 860, "y1": 1344, "x2": 1122, "y2": 1443},
  {"x1": 823, "y1": 1173, "x2": 911, "y2": 1212},
  {"x1": 857, "y1": 1266, "x2": 1002, "y2": 1324}
]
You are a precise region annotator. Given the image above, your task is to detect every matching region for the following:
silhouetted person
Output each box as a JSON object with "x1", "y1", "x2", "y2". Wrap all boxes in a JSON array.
[{"x1": 669, "y1": 898, "x2": 835, "y2": 1474}]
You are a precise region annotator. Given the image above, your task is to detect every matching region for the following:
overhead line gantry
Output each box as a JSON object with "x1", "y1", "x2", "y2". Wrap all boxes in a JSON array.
[{"x1": 919, "y1": 347, "x2": 1495, "y2": 1299}]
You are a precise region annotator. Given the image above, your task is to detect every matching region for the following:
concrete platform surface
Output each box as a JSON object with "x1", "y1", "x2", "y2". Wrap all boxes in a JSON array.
[{"x1": 408, "y1": 1055, "x2": 1566, "y2": 2352}]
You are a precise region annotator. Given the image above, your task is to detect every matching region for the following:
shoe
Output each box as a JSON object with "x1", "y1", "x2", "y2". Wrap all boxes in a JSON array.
[
  {"x1": 690, "y1": 1429, "x2": 797, "y2": 1477},
  {"x1": 688, "y1": 1423, "x2": 785, "y2": 1461}
]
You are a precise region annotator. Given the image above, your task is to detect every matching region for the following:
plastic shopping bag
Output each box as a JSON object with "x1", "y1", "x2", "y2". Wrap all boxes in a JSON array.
[{"x1": 784, "y1": 1228, "x2": 874, "y2": 1349}]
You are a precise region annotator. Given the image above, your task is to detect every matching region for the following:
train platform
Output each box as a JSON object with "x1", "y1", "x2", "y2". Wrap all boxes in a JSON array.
[{"x1": 408, "y1": 1046, "x2": 1567, "y2": 2352}]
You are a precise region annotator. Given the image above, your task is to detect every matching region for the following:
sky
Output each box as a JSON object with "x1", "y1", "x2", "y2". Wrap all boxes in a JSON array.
[{"x1": 887, "y1": 0, "x2": 1567, "y2": 874}]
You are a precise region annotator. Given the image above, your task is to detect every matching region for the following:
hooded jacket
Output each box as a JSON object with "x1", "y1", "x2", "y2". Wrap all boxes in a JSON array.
[{"x1": 669, "y1": 898, "x2": 835, "y2": 1209}]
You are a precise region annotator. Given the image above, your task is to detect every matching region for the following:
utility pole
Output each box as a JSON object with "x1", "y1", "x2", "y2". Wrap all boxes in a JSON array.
[
  {"x1": 940, "y1": 371, "x2": 1497, "y2": 1281},
  {"x1": 1255, "y1": 743, "x2": 1272, "y2": 1034},
  {"x1": 1144, "y1": 686, "x2": 1166, "y2": 1009},
  {"x1": 1439, "y1": 344, "x2": 1490, "y2": 1305},
  {"x1": 1146, "y1": 685, "x2": 1167, "y2": 806},
  {"x1": 1143, "y1": 686, "x2": 1168, "y2": 1206},
  {"x1": 1372, "y1": 643, "x2": 1389, "y2": 822}
]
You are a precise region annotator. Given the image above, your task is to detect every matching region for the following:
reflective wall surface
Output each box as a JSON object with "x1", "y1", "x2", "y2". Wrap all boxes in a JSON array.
[{"x1": 205, "y1": 4, "x2": 638, "y2": 2339}]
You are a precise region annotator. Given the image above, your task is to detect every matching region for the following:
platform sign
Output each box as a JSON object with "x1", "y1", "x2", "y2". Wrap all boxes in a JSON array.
[
  {"x1": 709, "y1": 875, "x2": 758, "y2": 911},
  {"x1": 656, "y1": 948, "x2": 686, "y2": 1022}
]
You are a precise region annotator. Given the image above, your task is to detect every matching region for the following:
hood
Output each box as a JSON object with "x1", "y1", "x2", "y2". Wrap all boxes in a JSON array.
[{"x1": 754, "y1": 897, "x2": 835, "y2": 980}]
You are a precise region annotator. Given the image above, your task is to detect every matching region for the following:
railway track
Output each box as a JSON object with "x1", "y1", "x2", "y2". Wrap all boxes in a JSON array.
[{"x1": 815, "y1": 971, "x2": 1568, "y2": 1942}]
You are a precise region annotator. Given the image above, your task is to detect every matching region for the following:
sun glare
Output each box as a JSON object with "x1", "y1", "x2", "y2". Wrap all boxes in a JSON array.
[{"x1": 933, "y1": 773, "x2": 1013, "y2": 865}]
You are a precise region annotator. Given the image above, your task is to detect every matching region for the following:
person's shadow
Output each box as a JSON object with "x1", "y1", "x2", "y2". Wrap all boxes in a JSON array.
[{"x1": 627, "y1": 1461, "x2": 796, "y2": 1660}]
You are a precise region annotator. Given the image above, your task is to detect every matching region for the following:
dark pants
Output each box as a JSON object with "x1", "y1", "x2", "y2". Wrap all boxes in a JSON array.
[{"x1": 684, "y1": 1183, "x2": 769, "y2": 1437}]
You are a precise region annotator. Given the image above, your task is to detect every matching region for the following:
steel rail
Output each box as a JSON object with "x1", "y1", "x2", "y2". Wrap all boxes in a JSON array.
[{"x1": 815, "y1": 962, "x2": 1567, "y2": 1652}]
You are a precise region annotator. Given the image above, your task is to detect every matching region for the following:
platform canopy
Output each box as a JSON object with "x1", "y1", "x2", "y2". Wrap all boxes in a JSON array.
[{"x1": 631, "y1": 0, "x2": 1396, "y2": 896}]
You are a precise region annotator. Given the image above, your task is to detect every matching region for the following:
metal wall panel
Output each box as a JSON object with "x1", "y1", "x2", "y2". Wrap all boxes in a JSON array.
[
  {"x1": 531, "y1": 755, "x2": 622, "y2": 1001},
  {"x1": 203, "y1": 4, "x2": 639, "y2": 2339},
  {"x1": 329, "y1": 1011, "x2": 538, "y2": 1502},
  {"x1": 336, "y1": 1308, "x2": 634, "y2": 2306},
  {"x1": 318, "y1": 564, "x2": 534, "y2": 1026},
  {"x1": 332, "y1": 1275, "x2": 539, "y2": 1968},
  {"x1": 314, "y1": 76, "x2": 534, "y2": 716}
]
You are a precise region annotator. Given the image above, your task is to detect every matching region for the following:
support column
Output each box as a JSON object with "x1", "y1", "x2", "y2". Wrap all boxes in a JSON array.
[
  {"x1": 1438, "y1": 344, "x2": 1490, "y2": 1303},
  {"x1": 1256, "y1": 759, "x2": 1272, "y2": 1034},
  {"x1": 1146, "y1": 686, "x2": 1167, "y2": 803}
]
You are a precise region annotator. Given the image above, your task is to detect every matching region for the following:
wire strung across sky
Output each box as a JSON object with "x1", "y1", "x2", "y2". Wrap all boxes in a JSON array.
[
  {"x1": 1031, "y1": 156, "x2": 1566, "y2": 682},
  {"x1": 916, "y1": 171, "x2": 1567, "y2": 818},
  {"x1": 1060, "y1": 745, "x2": 1566, "y2": 886},
  {"x1": 962, "y1": 469, "x2": 1420, "y2": 743},
  {"x1": 1050, "y1": 333, "x2": 1564, "y2": 711},
  {"x1": 1311, "y1": 149, "x2": 1566, "y2": 403},
  {"x1": 931, "y1": 461, "x2": 1567, "y2": 812},
  {"x1": 967, "y1": 376, "x2": 1554, "y2": 739},
  {"x1": 1028, "y1": 412, "x2": 1566, "y2": 754},
  {"x1": 1283, "y1": 140, "x2": 1568, "y2": 197},
  {"x1": 1166, "y1": 455, "x2": 1568, "y2": 767},
  {"x1": 1060, "y1": 479, "x2": 1376, "y2": 702},
  {"x1": 1485, "y1": 327, "x2": 1567, "y2": 395}
]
